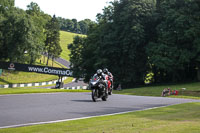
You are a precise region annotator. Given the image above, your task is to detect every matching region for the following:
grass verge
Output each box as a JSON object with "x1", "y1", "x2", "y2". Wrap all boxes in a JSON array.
[
  {"x1": 0, "y1": 102, "x2": 199, "y2": 133},
  {"x1": 0, "y1": 87, "x2": 89, "y2": 95},
  {"x1": 0, "y1": 72, "x2": 58, "y2": 85},
  {"x1": 114, "y1": 82, "x2": 200, "y2": 99}
]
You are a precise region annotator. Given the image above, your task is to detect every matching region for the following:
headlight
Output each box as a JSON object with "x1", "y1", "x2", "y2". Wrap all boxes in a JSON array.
[{"x1": 91, "y1": 82, "x2": 96, "y2": 86}]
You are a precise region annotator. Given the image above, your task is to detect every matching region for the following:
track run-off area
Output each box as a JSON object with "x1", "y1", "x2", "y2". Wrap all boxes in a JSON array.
[{"x1": 0, "y1": 92, "x2": 199, "y2": 129}]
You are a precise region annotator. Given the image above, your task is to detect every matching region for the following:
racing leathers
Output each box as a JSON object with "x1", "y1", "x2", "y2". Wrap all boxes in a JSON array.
[{"x1": 93, "y1": 73, "x2": 109, "y2": 93}]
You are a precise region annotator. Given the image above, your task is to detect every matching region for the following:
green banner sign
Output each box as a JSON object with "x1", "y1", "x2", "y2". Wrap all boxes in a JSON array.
[{"x1": 0, "y1": 69, "x2": 2, "y2": 76}]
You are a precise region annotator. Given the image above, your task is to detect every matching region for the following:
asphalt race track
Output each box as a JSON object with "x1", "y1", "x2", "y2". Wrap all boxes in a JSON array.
[
  {"x1": 52, "y1": 57, "x2": 88, "y2": 88},
  {"x1": 0, "y1": 93, "x2": 199, "y2": 128}
]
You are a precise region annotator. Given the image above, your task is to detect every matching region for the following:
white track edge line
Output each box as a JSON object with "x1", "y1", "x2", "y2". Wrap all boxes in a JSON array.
[{"x1": 0, "y1": 104, "x2": 176, "y2": 129}]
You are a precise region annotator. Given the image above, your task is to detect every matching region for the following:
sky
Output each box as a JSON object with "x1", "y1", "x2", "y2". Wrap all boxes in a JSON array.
[{"x1": 15, "y1": 0, "x2": 113, "y2": 21}]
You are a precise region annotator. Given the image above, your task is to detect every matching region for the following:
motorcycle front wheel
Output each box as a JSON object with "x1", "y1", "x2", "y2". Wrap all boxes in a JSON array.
[
  {"x1": 92, "y1": 89, "x2": 98, "y2": 102},
  {"x1": 108, "y1": 88, "x2": 112, "y2": 95},
  {"x1": 102, "y1": 92, "x2": 108, "y2": 101}
]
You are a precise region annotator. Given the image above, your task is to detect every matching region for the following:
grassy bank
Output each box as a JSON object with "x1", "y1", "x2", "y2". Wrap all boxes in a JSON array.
[
  {"x1": 60, "y1": 31, "x2": 86, "y2": 61},
  {"x1": 114, "y1": 82, "x2": 200, "y2": 99},
  {"x1": 0, "y1": 72, "x2": 57, "y2": 85},
  {"x1": 0, "y1": 102, "x2": 199, "y2": 133}
]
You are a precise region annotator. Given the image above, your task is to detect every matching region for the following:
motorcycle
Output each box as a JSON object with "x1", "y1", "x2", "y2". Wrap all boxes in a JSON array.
[
  {"x1": 105, "y1": 74, "x2": 112, "y2": 95},
  {"x1": 89, "y1": 75, "x2": 108, "y2": 102}
]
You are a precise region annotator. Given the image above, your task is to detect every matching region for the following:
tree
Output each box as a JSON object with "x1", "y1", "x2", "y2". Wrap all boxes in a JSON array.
[
  {"x1": 0, "y1": 0, "x2": 15, "y2": 59},
  {"x1": 0, "y1": 7, "x2": 43, "y2": 63},
  {"x1": 68, "y1": 36, "x2": 86, "y2": 78},
  {"x1": 69, "y1": 0, "x2": 200, "y2": 86},
  {"x1": 57, "y1": 17, "x2": 94, "y2": 34},
  {"x1": 26, "y1": 2, "x2": 50, "y2": 64},
  {"x1": 45, "y1": 15, "x2": 62, "y2": 65},
  {"x1": 0, "y1": 0, "x2": 14, "y2": 8},
  {"x1": 0, "y1": 1, "x2": 59, "y2": 66},
  {"x1": 72, "y1": 19, "x2": 81, "y2": 33},
  {"x1": 146, "y1": 0, "x2": 200, "y2": 82},
  {"x1": 78, "y1": 19, "x2": 94, "y2": 34},
  {"x1": 66, "y1": 19, "x2": 74, "y2": 32},
  {"x1": 69, "y1": 0, "x2": 155, "y2": 87}
]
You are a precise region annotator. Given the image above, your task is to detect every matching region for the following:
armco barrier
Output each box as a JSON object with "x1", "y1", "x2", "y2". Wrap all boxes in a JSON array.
[
  {"x1": 0, "y1": 77, "x2": 67, "y2": 88},
  {"x1": 60, "y1": 85, "x2": 89, "y2": 90}
]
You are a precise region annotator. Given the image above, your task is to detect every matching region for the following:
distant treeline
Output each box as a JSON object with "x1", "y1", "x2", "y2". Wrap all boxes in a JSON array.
[
  {"x1": 57, "y1": 17, "x2": 94, "y2": 35},
  {"x1": 69, "y1": 0, "x2": 200, "y2": 87}
]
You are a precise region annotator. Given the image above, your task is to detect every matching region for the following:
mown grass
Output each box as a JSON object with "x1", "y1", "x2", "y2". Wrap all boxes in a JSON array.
[
  {"x1": 0, "y1": 102, "x2": 199, "y2": 133},
  {"x1": 0, "y1": 87, "x2": 89, "y2": 95},
  {"x1": 114, "y1": 82, "x2": 200, "y2": 99},
  {"x1": 63, "y1": 77, "x2": 74, "y2": 84},
  {"x1": 33, "y1": 77, "x2": 75, "y2": 88},
  {"x1": 60, "y1": 31, "x2": 86, "y2": 61},
  {"x1": 0, "y1": 72, "x2": 58, "y2": 85}
]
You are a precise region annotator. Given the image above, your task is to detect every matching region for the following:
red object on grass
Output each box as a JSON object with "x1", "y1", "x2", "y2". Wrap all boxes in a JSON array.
[{"x1": 175, "y1": 90, "x2": 178, "y2": 95}]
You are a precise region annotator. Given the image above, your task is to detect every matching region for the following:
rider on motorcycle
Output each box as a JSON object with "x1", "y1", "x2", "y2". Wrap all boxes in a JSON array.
[
  {"x1": 103, "y1": 68, "x2": 113, "y2": 89},
  {"x1": 93, "y1": 69, "x2": 108, "y2": 93}
]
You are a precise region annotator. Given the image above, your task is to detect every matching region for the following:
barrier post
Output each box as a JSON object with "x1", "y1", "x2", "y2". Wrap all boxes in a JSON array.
[{"x1": 0, "y1": 69, "x2": 2, "y2": 76}]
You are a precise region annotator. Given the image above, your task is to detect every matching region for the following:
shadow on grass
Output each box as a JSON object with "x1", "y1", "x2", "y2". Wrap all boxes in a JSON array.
[
  {"x1": 179, "y1": 90, "x2": 200, "y2": 97},
  {"x1": 0, "y1": 78, "x2": 11, "y2": 84}
]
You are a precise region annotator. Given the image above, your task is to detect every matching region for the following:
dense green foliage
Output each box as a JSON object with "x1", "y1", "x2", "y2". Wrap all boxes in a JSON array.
[
  {"x1": 69, "y1": 0, "x2": 156, "y2": 86},
  {"x1": 0, "y1": 1, "x2": 62, "y2": 65},
  {"x1": 57, "y1": 17, "x2": 94, "y2": 34},
  {"x1": 45, "y1": 15, "x2": 62, "y2": 65},
  {"x1": 147, "y1": 0, "x2": 200, "y2": 83},
  {"x1": 69, "y1": 0, "x2": 200, "y2": 87},
  {"x1": 0, "y1": 0, "x2": 14, "y2": 8}
]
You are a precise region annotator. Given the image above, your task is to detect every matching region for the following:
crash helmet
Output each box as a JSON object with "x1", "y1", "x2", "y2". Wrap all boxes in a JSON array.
[
  {"x1": 103, "y1": 68, "x2": 108, "y2": 74},
  {"x1": 97, "y1": 69, "x2": 103, "y2": 76}
]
